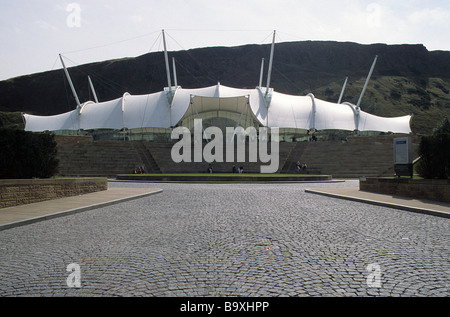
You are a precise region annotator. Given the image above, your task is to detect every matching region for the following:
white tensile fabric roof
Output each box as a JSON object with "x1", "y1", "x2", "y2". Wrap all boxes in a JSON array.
[{"x1": 23, "y1": 84, "x2": 412, "y2": 133}]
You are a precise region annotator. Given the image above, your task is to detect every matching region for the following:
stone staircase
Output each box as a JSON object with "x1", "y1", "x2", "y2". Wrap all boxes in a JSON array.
[
  {"x1": 280, "y1": 142, "x2": 311, "y2": 174},
  {"x1": 55, "y1": 134, "x2": 420, "y2": 178},
  {"x1": 56, "y1": 138, "x2": 140, "y2": 177},
  {"x1": 281, "y1": 135, "x2": 420, "y2": 178},
  {"x1": 145, "y1": 141, "x2": 294, "y2": 174},
  {"x1": 132, "y1": 142, "x2": 161, "y2": 173}
]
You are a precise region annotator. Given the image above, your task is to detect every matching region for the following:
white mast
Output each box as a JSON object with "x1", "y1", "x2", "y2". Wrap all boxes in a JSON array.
[
  {"x1": 338, "y1": 77, "x2": 348, "y2": 104},
  {"x1": 162, "y1": 29, "x2": 172, "y2": 94},
  {"x1": 172, "y1": 57, "x2": 178, "y2": 88},
  {"x1": 88, "y1": 76, "x2": 99, "y2": 103},
  {"x1": 59, "y1": 54, "x2": 81, "y2": 108},
  {"x1": 265, "y1": 30, "x2": 276, "y2": 96},
  {"x1": 258, "y1": 58, "x2": 265, "y2": 87},
  {"x1": 357, "y1": 55, "x2": 378, "y2": 108}
]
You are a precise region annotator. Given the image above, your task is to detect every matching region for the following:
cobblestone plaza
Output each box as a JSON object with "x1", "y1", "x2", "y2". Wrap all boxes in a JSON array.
[{"x1": 0, "y1": 180, "x2": 448, "y2": 297}]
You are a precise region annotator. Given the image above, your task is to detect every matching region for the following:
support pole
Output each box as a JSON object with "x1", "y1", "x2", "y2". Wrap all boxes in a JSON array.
[
  {"x1": 172, "y1": 57, "x2": 178, "y2": 88},
  {"x1": 88, "y1": 76, "x2": 99, "y2": 103},
  {"x1": 357, "y1": 55, "x2": 378, "y2": 108},
  {"x1": 265, "y1": 30, "x2": 276, "y2": 96},
  {"x1": 59, "y1": 54, "x2": 81, "y2": 108},
  {"x1": 307, "y1": 93, "x2": 316, "y2": 130},
  {"x1": 162, "y1": 29, "x2": 172, "y2": 94},
  {"x1": 337, "y1": 77, "x2": 348, "y2": 104},
  {"x1": 258, "y1": 58, "x2": 265, "y2": 87}
]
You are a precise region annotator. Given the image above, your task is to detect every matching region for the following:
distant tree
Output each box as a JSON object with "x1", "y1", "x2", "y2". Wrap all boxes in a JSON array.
[
  {"x1": 0, "y1": 129, "x2": 59, "y2": 179},
  {"x1": 432, "y1": 116, "x2": 450, "y2": 134},
  {"x1": 416, "y1": 117, "x2": 450, "y2": 179}
]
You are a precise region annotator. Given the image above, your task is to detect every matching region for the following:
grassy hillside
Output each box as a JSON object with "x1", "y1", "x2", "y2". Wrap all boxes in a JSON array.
[
  {"x1": 1, "y1": 41, "x2": 449, "y2": 134},
  {"x1": 312, "y1": 76, "x2": 450, "y2": 134}
]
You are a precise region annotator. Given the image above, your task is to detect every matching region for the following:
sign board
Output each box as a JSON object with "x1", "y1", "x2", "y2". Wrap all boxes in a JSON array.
[
  {"x1": 394, "y1": 137, "x2": 412, "y2": 164},
  {"x1": 394, "y1": 137, "x2": 413, "y2": 177}
]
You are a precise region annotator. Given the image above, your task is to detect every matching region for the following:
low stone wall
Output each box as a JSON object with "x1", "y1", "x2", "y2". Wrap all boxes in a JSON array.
[
  {"x1": 360, "y1": 177, "x2": 450, "y2": 203},
  {"x1": 0, "y1": 178, "x2": 108, "y2": 208}
]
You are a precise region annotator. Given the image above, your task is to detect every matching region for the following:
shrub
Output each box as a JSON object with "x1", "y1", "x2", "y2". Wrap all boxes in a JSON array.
[
  {"x1": 0, "y1": 129, "x2": 59, "y2": 179},
  {"x1": 390, "y1": 89, "x2": 402, "y2": 101},
  {"x1": 0, "y1": 111, "x2": 25, "y2": 130},
  {"x1": 324, "y1": 88, "x2": 334, "y2": 96},
  {"x1": 416, "y1": 117, "x2": 450, "y2": 179}
]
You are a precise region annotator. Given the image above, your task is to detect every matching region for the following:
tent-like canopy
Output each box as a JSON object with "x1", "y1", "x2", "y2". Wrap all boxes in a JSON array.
[{"x1": 23, "y1": 84, "x2": 412, "y2": 134}]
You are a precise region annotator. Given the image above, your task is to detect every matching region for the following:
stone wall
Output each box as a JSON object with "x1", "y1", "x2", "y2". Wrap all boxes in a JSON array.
[
  {"x1": 0, "y1": 178, "x2": 108, "y2": 208},
  {"x1": 360, "y1": 177, "x2": 450, "y2": 203}
]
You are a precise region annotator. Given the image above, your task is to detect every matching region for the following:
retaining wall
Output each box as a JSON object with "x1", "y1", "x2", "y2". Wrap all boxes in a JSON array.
[
  {"x1": 360, "y1": 177, "x2": 450, "y2": 203},
  {"x1": 0, "y1": 178, "x2": 108, "y2": 208}
]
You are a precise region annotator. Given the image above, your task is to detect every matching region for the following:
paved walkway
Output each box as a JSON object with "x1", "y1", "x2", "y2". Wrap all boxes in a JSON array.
[
  {"x1": 0, "y1": 180, "x2": 448, "y2": 298},
  {"x1": 0, "y1": 187, "x2": 162, "y2": 231},
  {"x1": 1, "y1": 183, "x2": 448, "y2": 232},
  {"x1": 305, "y1": 187, "x2": 450, "y2": 219}
]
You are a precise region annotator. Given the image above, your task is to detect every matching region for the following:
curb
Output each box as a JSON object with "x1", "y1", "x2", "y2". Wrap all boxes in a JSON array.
[
  {"x1": 305, "y1": 189, "x2": 450, "y2": 219},
  {"x1": 115, "y1": 174, "x2": 333, "y2": 183}
]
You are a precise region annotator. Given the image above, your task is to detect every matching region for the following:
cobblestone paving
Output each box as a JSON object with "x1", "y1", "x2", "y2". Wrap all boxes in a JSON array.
[{"x1": 0, "y1": 180, "x2": 449, "y2": 297}]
